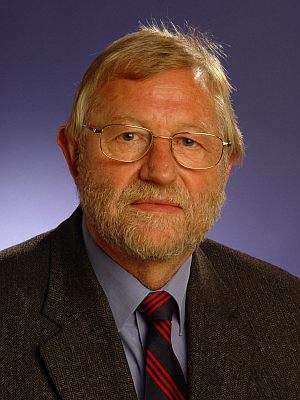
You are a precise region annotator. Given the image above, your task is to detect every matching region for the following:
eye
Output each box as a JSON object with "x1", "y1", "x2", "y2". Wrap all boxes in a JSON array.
[
  {"x1": 120, "y1": 132, "x2": 139, "y2": 141},
  {"x1": 180, "y1": 137, "x2": 197, "y2": 147},
  {"x1": 174, "y1": 136, "x2": 202, "y2": 148}
]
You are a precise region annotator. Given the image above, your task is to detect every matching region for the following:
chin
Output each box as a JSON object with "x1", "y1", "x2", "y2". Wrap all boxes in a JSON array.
[{"x1": 120, "y1": 226, "x2": 200, "y2": 261}]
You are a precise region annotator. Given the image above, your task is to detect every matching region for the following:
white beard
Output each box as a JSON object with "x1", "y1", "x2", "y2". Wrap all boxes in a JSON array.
[{"x1": 77, "y1": 162, "x2": 226, "y2": 261}]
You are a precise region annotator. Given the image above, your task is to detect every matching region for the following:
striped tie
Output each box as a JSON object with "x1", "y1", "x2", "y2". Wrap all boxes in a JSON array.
[{"x1": 139, "y1": 291, "x2": 187, "y2": 400}]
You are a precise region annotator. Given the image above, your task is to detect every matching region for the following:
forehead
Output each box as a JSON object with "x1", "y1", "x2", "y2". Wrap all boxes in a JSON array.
[{"x1": 93, "y1": 69, "x2": 217, "y2": 130}]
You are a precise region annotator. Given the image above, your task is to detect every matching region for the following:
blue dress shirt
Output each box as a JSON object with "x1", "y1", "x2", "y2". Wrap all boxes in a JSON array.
[{"x1": 82, "y1": 217, "x2": 191, "y2": 399}]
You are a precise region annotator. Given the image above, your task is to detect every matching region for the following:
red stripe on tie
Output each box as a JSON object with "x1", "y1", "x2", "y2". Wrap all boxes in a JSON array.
[
  {"x1": 147, "y1": 293, "x2": 172, "y2": 315},
  {"x1": 143, "y1": 292, "x2": 169, "y2": 314},
  {"x1": 146, "y1": 365, "x2": 174, "y2": 400},
  {"x1": 161, "y1": 320, "x2": 172, "y2": 335},
  {"x1": 153, "y1": 321, "x2": 171, "y2": 344},
  {"x1": 142, "y1": 292, "x2": 166, "y2": 313},
  {"x1": 147, "y1": 350, "x2": 185, "y2": 400},
  {"x1": 142, "y1": 291, "x2": 162, "y2": 307},
  {"x1": 147, "y1": 359, "x2": 181, "y2": 400}
]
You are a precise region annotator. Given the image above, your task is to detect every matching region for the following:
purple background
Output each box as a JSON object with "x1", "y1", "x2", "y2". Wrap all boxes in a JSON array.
[{"x1": 1, "y1": 0, "x2": 299, "y2": 277}]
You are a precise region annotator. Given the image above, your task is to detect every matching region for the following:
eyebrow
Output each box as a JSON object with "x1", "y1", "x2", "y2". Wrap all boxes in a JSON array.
[
  {"x1": 103, "y1": 113, "x2": 215, "y2": 133},
  {"x1": 106, "y1": 113, "x2": 148, "y2": 127},
  {"x1": 175, "y1": 122, "x2": 214, "y2": 132}
]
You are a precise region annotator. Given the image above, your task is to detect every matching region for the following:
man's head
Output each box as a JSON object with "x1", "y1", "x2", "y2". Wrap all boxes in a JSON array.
[
  {"x1": 64, "y1": 23, "x2": 243, "y2": 162},
  {"x1": 58, "y1": 22, "x2": 244, "y2": 264}
]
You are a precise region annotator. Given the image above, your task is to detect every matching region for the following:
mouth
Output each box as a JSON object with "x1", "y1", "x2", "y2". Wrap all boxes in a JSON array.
[{"x1": 130, "y1": 198, "x2": 182, "y2": 213}]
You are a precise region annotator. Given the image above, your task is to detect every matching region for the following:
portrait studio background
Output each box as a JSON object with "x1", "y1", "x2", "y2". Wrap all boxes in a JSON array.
[{"x1": 1, "y1": 0, "x2": 299, "y2": 277}]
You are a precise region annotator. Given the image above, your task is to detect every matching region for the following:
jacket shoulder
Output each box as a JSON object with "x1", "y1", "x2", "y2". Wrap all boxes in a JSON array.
[
  {"x1": 198, "y1": 239, "x2": 300, "y2": 318},
  {"x1": 0, "y1": 232, "x2": 53, "y2": 303},
  {"x1": 0, "y1": 231, "x2": 52, "y2": 268},
  {"x1": 200, "y1": 239, "x2": 299, "y2": 285},
  {"x1": 1, "y1": 231, "x2": 51, "y2": 257},
  {"x1": 194, "y1": 240, "x2": 300, "y2": 396}
]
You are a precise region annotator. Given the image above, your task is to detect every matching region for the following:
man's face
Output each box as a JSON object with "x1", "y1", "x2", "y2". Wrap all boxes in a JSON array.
[{"x1": 75, "y1": 69, "x2": 232, "y2": 261}]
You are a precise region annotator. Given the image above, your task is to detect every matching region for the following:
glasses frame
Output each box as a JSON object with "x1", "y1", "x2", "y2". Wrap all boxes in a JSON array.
[{"x1": 82, "y1": 123, "x2": 231, "y2": 170}]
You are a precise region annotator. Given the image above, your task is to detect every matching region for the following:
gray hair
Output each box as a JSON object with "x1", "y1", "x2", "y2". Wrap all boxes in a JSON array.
[{"x1": 65, "y1": 22, "x2": 244, "y2": 163}]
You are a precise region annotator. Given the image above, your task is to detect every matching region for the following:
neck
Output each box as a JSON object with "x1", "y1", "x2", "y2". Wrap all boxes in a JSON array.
[{"x1": 86, "y1": 219, "x2": 193, "y2": 290}]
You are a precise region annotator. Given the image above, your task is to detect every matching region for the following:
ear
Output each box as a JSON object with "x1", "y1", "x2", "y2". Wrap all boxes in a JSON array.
[
  {"x1": 57, "y1": 127, "x2": 79, "y2": 181},
  {"x1": 224, "y1": 154, "x2": 237, "y2": 183}
]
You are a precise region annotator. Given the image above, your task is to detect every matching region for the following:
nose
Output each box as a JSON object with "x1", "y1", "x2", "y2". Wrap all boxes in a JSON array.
[{"x1": 139, "y1": 136, "x2": 178, "y2": 185}]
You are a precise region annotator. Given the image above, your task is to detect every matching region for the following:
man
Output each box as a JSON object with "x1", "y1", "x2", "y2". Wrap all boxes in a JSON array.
[{"x1": 0, "y1": 23, "x2": 299, "y2": 400}]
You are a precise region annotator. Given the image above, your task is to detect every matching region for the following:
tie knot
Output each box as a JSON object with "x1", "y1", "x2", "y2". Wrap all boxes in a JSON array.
[{"x1": 139, "y1": 291, "x2": 176, "y2": 321}]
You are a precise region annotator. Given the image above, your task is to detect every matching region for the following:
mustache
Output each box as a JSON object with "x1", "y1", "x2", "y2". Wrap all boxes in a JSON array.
[{"x1": 116, "y1": 182, "x2": 192, "y2": 210}]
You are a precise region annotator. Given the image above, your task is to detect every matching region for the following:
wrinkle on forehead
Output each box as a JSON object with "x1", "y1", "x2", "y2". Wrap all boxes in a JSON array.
[
  {"x1": 91, "y1": 69, "x2": 216, "y2": 132},
  {"x1": 148, "y1": 85, "x2": 191, "y2": 102}
]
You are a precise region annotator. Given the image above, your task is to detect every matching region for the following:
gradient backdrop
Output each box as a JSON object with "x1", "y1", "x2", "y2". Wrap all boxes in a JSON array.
[{"x1": 1, "y1": 0, "x2": 299, "y2": 277}]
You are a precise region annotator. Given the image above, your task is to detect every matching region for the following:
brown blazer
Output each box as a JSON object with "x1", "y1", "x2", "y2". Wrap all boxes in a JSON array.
[{"x1": 1, "y1": 208, "x2": 299, "y2": 399}]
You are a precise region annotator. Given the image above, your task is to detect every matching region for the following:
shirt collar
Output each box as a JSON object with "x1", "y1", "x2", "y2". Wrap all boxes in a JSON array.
[{"x1": 82, "y1": 216, "x2": 191, "y2": 333}]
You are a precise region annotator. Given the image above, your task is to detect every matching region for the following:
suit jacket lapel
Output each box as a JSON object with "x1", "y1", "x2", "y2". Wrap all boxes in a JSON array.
[
  {"x1": 187, "y1": 249, "x2": 255, "y2": 400},
  {"x1": 37, "y1": 208, "x2": 256, "y2": 399},
  {"x1": 38, "y1": 209, "x2": 137, "y2": 400}
]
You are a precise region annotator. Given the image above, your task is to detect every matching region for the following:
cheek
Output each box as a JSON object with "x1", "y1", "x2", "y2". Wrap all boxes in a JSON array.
[
  {"x1": 85, "y1": 155, "x2": 141, "y2": 189},
  {"x1": 182, "y1": 169, "x2": 222, "y2": 195},
  {"x1": 107, "y1": 164, "x2": 142, "y2": 188}
]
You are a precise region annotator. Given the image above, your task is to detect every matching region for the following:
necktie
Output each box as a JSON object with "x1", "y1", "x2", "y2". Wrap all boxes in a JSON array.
[{"x1": 139, "y1": 291, "x2": 187, "y2": 400}]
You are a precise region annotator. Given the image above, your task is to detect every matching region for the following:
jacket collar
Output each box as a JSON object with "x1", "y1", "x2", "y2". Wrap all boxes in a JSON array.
[
  {"x1": 187, "y1": 248, "x2": 255, "y2": 399},
  {"x1": 39, "y1": 208, "x2": 137, "y2": 399},
  {"x1": 38, "y1": 207, "x2": 255, "y2": 399}
]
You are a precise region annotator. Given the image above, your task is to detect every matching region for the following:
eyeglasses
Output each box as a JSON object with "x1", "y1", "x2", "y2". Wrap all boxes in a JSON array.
[{"x1": 82, "y1": 123, "x2": 231, "y2": 170}]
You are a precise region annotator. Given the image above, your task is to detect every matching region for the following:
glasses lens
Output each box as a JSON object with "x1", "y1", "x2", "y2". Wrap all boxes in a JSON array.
[
  {"x1": 172, "y1": 133, "x2": 223, "y2": 169},
  {"x1": 101, "y1": 125, "x2": 152, "y2": 161}
]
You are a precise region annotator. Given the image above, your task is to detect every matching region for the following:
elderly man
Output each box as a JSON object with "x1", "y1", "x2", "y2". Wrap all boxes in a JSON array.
[{"x1": 1, "y1": 24, "x2": 299, "y2": 399}]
